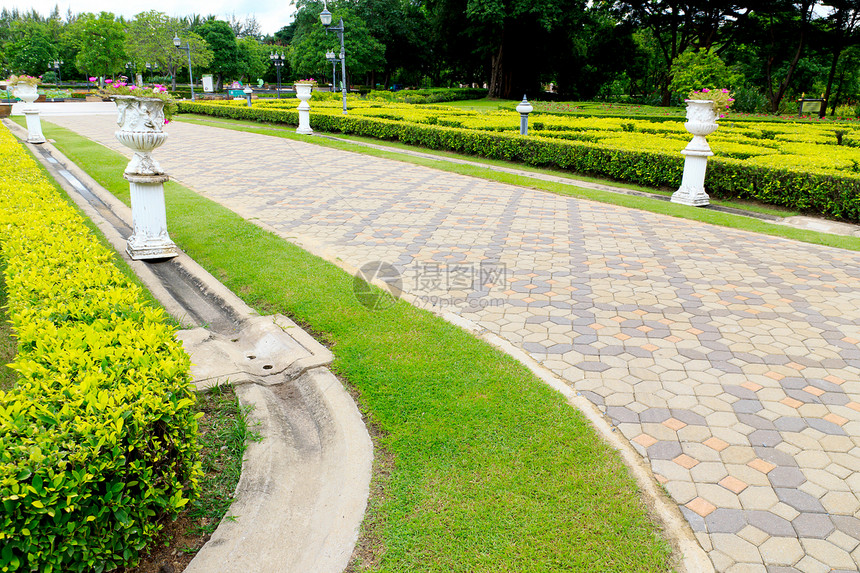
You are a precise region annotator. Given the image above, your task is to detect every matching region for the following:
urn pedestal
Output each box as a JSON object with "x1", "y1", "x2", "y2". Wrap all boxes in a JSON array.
[
  {"x1": 671, "y1": 100, "x2": 718, "y2": 207},
  {"x1": 13, "y1": 83, "x2": 45, "y2": 144},
  {"x1": 295, "y1": 84, "x2": 313, "y2": 135},
  {"x1": 112, "y1": 95, "x2": 178, "y2": 260}
]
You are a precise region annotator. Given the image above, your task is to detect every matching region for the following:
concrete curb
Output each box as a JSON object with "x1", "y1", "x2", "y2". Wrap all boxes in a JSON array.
[{"x1": 6, "y1": 119, "x2": 374, "y2": 573}]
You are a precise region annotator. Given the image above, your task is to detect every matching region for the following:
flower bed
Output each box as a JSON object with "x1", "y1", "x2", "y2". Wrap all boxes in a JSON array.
[
  {"x1": 178, "y1": 99, "x2": 860, "y2": 222},
  {"x1": 0, "y1": 126, "x2": 200, "y2": 572}
]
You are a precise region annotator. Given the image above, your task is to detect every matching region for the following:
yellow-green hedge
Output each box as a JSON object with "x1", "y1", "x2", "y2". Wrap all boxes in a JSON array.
[
  {"x1": 179, "y1": 101, "x2": 860, "y2": 222},
  {"x1": 0, "y1": 127, "x2": 201, "y2": 572}
]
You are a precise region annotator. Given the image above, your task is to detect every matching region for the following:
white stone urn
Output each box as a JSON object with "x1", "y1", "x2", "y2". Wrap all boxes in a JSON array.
[
  {"x1": 14, "y1": 82, "x2": 46, "y2": 144},
  {"x1": 682, "y1": 99, "x2": 718, "y2": 154},
  {"x1": 295, "y1": 83, "x2": 313, "y2": 135},
  {"x1": 112, "y1": 95, "x2": 177, "y2": 260},
  {"x1": 113, "y1": 95, "x2": 168, "y2": 175},
  {"x1": 671, "y1": 99, "x2": 718, "y2": 207},
  {"x1": 13, "y1": 82, "x2": 39, "y2": 104}
]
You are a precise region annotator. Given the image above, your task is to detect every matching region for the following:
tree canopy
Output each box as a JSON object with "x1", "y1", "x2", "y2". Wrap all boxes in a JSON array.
[{"x1": 2, "y1": 2, "x2": 860, "y2": 115}]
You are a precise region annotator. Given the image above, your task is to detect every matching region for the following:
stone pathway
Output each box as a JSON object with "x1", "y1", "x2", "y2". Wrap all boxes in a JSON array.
[{"x1": 47, "y1": 115, "x2": 860, "y2": 572}]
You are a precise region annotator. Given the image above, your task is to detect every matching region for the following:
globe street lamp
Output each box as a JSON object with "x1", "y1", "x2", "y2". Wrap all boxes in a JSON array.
[
  {"x1": 52, "y1": 59, "x2": 63, "y2": 88},
  {"x1": 269, "y1": 52, "x2": 285, "y2": 99},
  {"x1": 320, "y1": 3, "x2": 347, "y2": 115},
  {"x1": 325, "y1": 50, "x2": 339, "y2": 93},
  {"x1": 146, "y1": 62, "x2": 158, "y2": 85},
  {"x1": 172, "y1": 34, "x2": 196, "y2": 101}
]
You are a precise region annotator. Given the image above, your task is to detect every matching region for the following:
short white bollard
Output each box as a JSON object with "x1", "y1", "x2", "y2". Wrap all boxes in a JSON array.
[
  {"x1": 671, "y1": 99, "x2": 718, "y2": 207},
  {"x1": 516, "y1": 95, "x2": 533, "y2": 135}
]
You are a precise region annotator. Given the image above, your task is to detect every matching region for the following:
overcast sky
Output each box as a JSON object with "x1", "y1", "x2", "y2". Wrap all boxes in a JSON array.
[{"x1": 0, "y1": 0, "x2": 296, "y2": 35}]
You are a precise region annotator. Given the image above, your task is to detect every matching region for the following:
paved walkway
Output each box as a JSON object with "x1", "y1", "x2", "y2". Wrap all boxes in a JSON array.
[{"x1": 46, "y1": 114, "x2": 860, "y2": 572}]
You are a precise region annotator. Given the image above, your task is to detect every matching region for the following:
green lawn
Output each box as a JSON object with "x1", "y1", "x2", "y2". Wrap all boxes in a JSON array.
[{"x1": 37, "y1": 120, "x2": 675, "y2": 572}]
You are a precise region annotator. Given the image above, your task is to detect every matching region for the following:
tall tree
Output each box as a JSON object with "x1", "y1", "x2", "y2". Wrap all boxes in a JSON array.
[
  {"x1": 237, "y1": 36, "x2": 270, "y2": 82},
  {"x1": 464, "y1": 0, "x2": 585, "y2": 98},
  {"x1": 819, "y1": 0, "x2": 860, "y2": 116},
  {"x1": 198, "y1": 19, "x2": 241, "y2": 89},
  {"x1": 65, "y1": 12, "x2": 127, "y2": 79},
  {"x1": 125, "y1": 11, "x2": 211, "y2": 89},
  {"x1": 5, "y1": 19, "x2": 55, "y2": 75},
  {"x1": 601, "y1": 1, "x2": 755, "y2": 104},
  {"x1": 288, "y1": 0, "x2": 384, "y2": 85},
  {"x1": 735, "y1": 0, "x2": 820, "y2": 112}
]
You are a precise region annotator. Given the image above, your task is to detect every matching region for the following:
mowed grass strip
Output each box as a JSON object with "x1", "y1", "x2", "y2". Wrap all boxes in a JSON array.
[{"x1": 41, "y1": 121, "x2": 674, "y2": 572}]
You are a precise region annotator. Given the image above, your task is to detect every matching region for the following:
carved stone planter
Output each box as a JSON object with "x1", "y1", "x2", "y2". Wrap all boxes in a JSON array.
[
  {"x1": 295, "y1": 84, "x2": 313, "y2": 135},
  {"x1": 671, "y1": 100, "x2": 718, "y2": 207},
  {"x1": 112, "y1": 95, "x2": 178, "y2": 260},
  {"x1": 13, "y1": 82, "x2": 45, "y2": 144},
  {"x1": 13, "y1": 82, "x2": 38, "y2": 104}
]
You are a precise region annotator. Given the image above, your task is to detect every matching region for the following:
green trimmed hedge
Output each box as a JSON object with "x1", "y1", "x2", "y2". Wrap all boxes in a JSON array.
[
  {"x1": 366, "y1": 88, "x2": 488, "y2": 104},
  {"x1": 0, "y1": 127, "x2": 201, "y2": 572},
  {"x1": 178, "y1": 101, "x2": 860, "y2": 222}
]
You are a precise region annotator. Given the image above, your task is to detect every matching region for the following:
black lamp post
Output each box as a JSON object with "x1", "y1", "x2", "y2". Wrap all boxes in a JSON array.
[
  {"x1": 172, "y1": 34, "x2": 195, "y2": 101},
  {"x1": 320, "y1": 3, "x2": 347, "y2": 115},
  {"x1": 325, "y1": 50, "x2": 339, "y2": 93},
  {"x1": 269, "y1": 52, "x2": 285, "y2": 99},
  {"x1": 146, "y1": 62, "x2": 158, "y2": 85},
  {"x1": 52, "y1": 59, "x2": 63, "y2": 88}
]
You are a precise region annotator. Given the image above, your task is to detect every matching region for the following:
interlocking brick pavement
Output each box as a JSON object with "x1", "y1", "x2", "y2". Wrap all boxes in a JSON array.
[{"x1": 48, "y1": 115, "x2": 860, "y2": 571}]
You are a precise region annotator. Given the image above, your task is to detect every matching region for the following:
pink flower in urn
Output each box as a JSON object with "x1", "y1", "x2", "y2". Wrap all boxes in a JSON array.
[
  {"x1": 105, "y1": 79, "x2": 112, "y2": 84},
  {"x1": 88, "y1": 76, "x2": 97, "y2": 82}
]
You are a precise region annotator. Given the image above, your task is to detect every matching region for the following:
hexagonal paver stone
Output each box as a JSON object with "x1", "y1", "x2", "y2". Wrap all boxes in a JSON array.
[
  {"x1": 670, "y1": 408, "x2": 708, "y2": 426},
  {"x1": 775, "y1": 488, "x2": 826, "y2": 513},
  {"x1": 647, "y1": 440, "x2": 683, "y2": 460},
  {"x1": 576, "y1": 360, "x2": 610, "y2": 372},
  {"x1": 605, "y1": 406, "x2": 639, "y2": 424},
  {"x1": 774, "y1": 417, "x2": 808, "y2": 432},
  {"x1": 680, "y1": 506, "x2": 707, "y2": 532},
  {"x1": 754, "y1": 446, "x2": 799, "y2": 467},
  {"x1": 831, "y1": 515, "x2": 860, "y2": 541},
  {"x1": 768, "y1": 467, "x2": 807, "y2": 488},
  {"x1": 792, "y1": 513, "x2": 835, "y2": 539},
  {"x1": 738, "y1": 413, "x2": 777, "y2": 430},
  {"x1": 759, "y1": 537, "x2": 804, "y2": 567},
  {"x1": 806, "y1": 417, "x2": 847, "y2": 436},
  {"x1": 733, "y1": 399, "x2": 764, "y2": 414},
  {"x1": 749, "y1": 429, "x2": 783, "y2": 447},
  {"x1": 705, "y1": 508, "x2": 747, "y2": 534},
  {"x1": 746, "y1": 510, "x2": 796, "y2": 537},
  {"x1": 639, "y1": 407, "x2": 671, "y2": 423}
]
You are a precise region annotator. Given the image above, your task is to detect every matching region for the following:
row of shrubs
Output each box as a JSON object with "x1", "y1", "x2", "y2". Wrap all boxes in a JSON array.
[
  {"x1": 0, "y1": 127, "x2": 201, "y2": 571},
  {"x1": 365, "y1": 88, "x2": 488, "y2": 105},
  {"x1": 178, "y1": 101, "x2": 860, "y2": 223}
]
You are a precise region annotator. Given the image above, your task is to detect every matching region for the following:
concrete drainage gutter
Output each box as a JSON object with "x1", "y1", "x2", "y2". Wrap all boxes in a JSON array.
[{"x1": 7, "y1": 120, "x2": 373, "y2": 573}]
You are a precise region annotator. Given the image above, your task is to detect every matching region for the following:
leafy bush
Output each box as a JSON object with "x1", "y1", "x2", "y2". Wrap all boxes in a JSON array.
[
  {"x1": 0, "y1": 127, "x2": 201, "y2": 572},
  {"x1": 732, "y1": 86, "x2": 770, "y2": 114},
  {"x1": 668, "y1": 50, "x2": 741, "y2": 100},
  {"x1": 366, "y1": 88, "x2": 488, "y2": 104}
]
